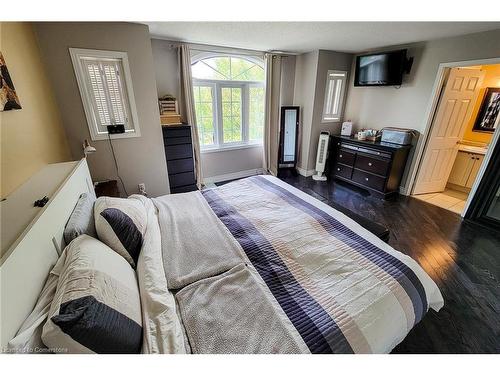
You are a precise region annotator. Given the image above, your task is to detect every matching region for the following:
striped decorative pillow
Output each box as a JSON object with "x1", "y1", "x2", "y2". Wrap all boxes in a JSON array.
[
  {"x1": 41, "y1": 235, "x2": 143, "y2": 354},
  {"x1": 94, "y1": 197, "x2": 146, "y2": 268}
]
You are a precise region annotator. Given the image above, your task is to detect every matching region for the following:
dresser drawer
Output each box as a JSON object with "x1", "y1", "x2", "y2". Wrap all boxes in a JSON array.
[
  {"x1": 165, "y1": 144, "x2": 193, "y2": 161},
  {"x1": 169, "y1": 171, "x2": 196, "y2": 188},
  {"x1": 167, "y1": 158, "x2": 194, "y2": 174},
  {"x1": 352, "y1": 170, "x2": 386, "y2": 192},
  {"x1": 170, "y1": 184, "x2": 197, "y2": 194},
  {"x1": 162, "y1": 127, "x2": 191, "y2": 138},
  {"x1": 333, "y1": 164, "x2": 353, "y2": 179},
  {"x1": 164, "y1": 135, "x2": 192, "y2": 146},
  {"x1": 355, "y1": 154, "x2": 390, "y2": 176},
  {"x1": 337, "y1": 149, "x2": 356, "y2": 166}
]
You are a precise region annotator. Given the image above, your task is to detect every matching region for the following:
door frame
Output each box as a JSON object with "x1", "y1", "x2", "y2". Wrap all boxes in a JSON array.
[{"x1": 406, "y1": 57, "x2": 500, "y2": 217}]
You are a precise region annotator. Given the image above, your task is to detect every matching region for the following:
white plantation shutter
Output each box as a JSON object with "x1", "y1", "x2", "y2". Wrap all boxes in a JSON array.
[
  {"x1": 70, "y1": 49, "x2": 139, "y2": 140},
  {"x1": 322, "y1": 70, "x2": 347, "y2": 122},
  {"x1": 82, "y1": 58, "x2": 129, "y2": 132}
]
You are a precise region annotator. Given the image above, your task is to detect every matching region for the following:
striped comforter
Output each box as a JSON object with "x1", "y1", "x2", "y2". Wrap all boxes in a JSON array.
[{"x1": 150, "y1": 175, "x2": 443, "y2": 354}]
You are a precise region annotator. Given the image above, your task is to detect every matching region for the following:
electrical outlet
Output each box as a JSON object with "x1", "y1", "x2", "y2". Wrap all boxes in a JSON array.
[{"x1": 138, "y1": 183, "x2": 147, "y2": 196}]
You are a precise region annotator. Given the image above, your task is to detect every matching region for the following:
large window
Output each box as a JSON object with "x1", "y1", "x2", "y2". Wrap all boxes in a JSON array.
[
  {"x1": 70, "y1": 48, "x2": 140, "y2": 140},
  {"x1": 192, "y1": 55, "x2": 265, "y2": 150}
]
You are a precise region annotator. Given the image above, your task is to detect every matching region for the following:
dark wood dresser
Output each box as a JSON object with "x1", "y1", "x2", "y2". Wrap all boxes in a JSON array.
[
  {"x1": 162, "y1": 125, "x2": 197, "y2": 194},
  {"x1": 330, "y1": 135, "x2": 411, "y2": 198}
]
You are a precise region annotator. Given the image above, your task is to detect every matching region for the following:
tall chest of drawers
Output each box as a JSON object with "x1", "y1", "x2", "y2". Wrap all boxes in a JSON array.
[
  {"x1": 162, "y1": 125, "x2": 198, "y2": 193},
  {"x1": 330, "y1": 135, "x2": 411, "y2": 198}
]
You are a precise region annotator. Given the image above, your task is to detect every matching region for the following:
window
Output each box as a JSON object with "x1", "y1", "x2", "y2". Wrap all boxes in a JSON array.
[
  {"x1": 192, "y1": 55, "x2": 265, "y2": 150},
  {"x1": 70, "y1": 48, "x2": 140, "y2": 140},
  {"x1": 322, "y1": 70, "x2": 347, "y2": 122}
]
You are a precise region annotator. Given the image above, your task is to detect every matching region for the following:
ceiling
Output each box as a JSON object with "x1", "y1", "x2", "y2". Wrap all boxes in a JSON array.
[{"x1": 145, "y1": 22, "x2": 500, "y2": 54}]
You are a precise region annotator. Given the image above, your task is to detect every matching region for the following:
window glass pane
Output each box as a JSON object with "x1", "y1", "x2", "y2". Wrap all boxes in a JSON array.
[
  {"x1": 221, "y1": 87, "x2": 242, "y2": 143},
  {"x1": 193, "y1": 85, "x2": 215, "y2": 146},
  {"x1": 192, "y1": 57, "x2": 264, "y2": 82},
  {"x1": 249, "y1": 86, "x2": 265, "y2": 141}
]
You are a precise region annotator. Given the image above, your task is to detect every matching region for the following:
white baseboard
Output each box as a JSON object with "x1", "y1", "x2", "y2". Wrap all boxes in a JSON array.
[
  {"x1": 204, "y1": 168, "x2": 265, "y2": 184},
  {"x1": 296, "y1": 167, "x2": 316, "y2": 177}
]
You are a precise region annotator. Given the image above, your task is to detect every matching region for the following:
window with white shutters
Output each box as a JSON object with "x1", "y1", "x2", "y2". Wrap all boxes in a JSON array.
[
  {"x1": 70, "y1": 48, "x2": 140, "y2": 140},
  {"x1": 322, "y1": 70, "x2": 348, "y2": 123}
]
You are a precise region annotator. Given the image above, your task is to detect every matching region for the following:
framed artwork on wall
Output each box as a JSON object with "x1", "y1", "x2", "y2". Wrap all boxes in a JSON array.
[
  {"x1": 0, "y1": 52, "x2": 22, "y2": 111},
  {"x1": 473, "y1": 87, "x2": 500, "y2": 133}
]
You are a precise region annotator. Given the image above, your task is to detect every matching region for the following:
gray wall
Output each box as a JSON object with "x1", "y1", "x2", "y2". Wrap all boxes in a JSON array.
[
  {"x1": 307, "y1": 50, "x2": 354, "y2": 171},
  {"x1": 151, "y1": 39, "x2": 181, "y2": 104},
  {"x1": 280, "y1": 55, "x2": 296, "y2": 105},
  {"x1": 201, "y1": 147, "x2": 264, "y2": 179},
  {"x1": 34, "y1": 22, "x2": 170, "y2": 197},
  {"x1": 293, "y1": 50, "x2": 354, "y2": 172},
  {"x1": 343, "y1": 28, "x2": 500, "y2": 191},
  {"x1": 345, "y1": 29, "x2": 500, "y2": 134}
]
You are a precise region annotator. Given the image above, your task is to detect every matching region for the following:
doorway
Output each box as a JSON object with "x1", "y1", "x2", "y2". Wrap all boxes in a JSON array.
[{"x1": 412, "y1": 62, "x2": 500, "y2": 215}]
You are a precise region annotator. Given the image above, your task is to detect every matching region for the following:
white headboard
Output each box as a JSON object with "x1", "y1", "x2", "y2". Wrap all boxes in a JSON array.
[{"x1": 0, "y1": 159, "x2": 94, "y2": 348}]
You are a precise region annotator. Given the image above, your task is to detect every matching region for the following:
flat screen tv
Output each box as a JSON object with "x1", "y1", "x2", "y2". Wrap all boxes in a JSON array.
[{"x1": 354, "y1": 49, "x2": 408, "y2": 86}]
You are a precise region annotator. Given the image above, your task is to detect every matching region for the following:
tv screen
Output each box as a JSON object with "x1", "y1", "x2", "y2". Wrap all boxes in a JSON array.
[{"x1": 354, "y1": 50, "x2": 407, "y2": 86}]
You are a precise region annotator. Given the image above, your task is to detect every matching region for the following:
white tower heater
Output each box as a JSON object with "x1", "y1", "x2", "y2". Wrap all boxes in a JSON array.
[{"x1": 312, "y1": 131, "x2": 330, "y2": 181}]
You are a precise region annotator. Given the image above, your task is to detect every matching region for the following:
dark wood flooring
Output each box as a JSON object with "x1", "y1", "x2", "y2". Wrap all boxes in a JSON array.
[{"x1": 277, "y1": 174, "x2": 500, "y2": 353}]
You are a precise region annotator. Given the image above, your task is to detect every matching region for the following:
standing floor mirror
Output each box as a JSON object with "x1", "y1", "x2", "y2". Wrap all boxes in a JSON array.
[{"x1": 278, "y1": 106, "x2": 300, "y2": 176}]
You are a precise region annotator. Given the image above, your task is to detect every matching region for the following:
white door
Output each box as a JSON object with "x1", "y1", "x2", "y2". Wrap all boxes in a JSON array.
[{"x1": 413, "y1": 68, "x2": 485, "y2": 195}]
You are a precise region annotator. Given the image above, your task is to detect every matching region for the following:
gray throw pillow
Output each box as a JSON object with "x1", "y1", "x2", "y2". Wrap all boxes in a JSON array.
[{"x1": 63, "y1": 193, "x2": 96, "y2": 245}]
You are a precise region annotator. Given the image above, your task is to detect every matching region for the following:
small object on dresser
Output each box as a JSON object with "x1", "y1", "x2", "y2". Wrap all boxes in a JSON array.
[
  {"x1": 381, "y1": 127, "x2": 415, "y2": 145},
  {"x1": 364, "y1": 129, "x2": 381, "y2": 142},
  {"x1": 159, "y1": 94, "x2": 182, "y2": 126},
  {"x1": 94, "y1": 180, "x2": 120, "y2": 198},
  {"x1": 158, "y1": 94, "x2": 178, "y2": 114},
  {"x1": 341, "y1": 121, "x2": 353, "y2": 136}
]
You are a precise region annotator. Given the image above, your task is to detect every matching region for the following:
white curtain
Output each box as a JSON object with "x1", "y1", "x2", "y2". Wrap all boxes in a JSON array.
[
  {"x1": 178, "y1": 44, "x2": 203, "y2": 189},
  {"x1": 263, "y1": 54, "x2": 282, "y2": 176}
]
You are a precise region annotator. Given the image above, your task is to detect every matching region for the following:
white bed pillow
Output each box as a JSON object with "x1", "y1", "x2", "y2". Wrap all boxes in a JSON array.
[
  {"x1": 63, "y1": 192, "x2": 96, "y2": 245},
  {"x1": 7, "y1": 251, "x2": 67, "y2": 353},
  {"x1": 94, "y1": 196, "x2": 146, "y2": 268},
  {"x1": 41, "y1": 235, "x2": 142, "y2": 354}
]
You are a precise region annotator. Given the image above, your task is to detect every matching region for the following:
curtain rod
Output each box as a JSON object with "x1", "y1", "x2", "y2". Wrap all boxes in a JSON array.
[{"x1": 152, "y1": 37, "x2": 293, "y2": 57}]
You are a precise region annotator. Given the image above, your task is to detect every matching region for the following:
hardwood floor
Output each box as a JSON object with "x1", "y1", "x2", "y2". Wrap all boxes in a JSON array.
[{"x1": 278, "y1": 174, "x2": 500, "y2": 354}]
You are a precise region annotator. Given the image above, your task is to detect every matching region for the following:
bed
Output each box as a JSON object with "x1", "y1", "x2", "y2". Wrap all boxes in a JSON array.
[
  {"x1": 2, "y1": 163, "x2": 443, "y2": 354},
  {"x1": 139, "y1": 175, "x2": 443, "y2": 353}
]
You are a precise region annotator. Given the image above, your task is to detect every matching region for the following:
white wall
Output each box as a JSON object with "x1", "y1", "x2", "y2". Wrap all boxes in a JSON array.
[
  {"x1": 344, "y1": 28, "x2": 500, "y2": 191},
  {"x1": 34, "y1": 23, "x2": 170, "y2": 197}
]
